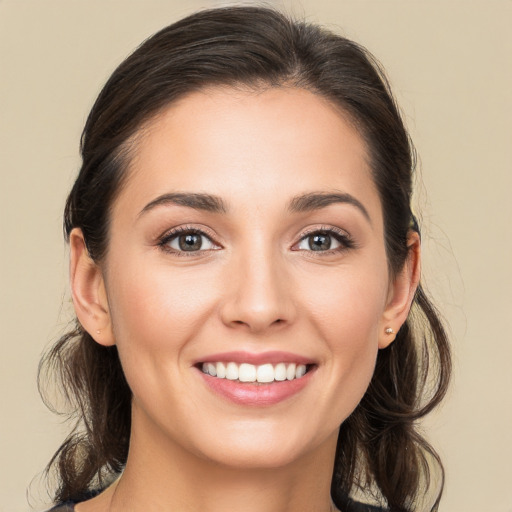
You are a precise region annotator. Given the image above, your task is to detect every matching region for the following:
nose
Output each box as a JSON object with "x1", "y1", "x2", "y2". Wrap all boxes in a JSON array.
[{"x1": 219, "y1": 248, "x2": 296, "y2": 334}]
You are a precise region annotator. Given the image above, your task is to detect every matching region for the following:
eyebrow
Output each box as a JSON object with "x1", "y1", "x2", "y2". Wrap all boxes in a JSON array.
[
  {"x1": 288, "y1": 192, "x2": 371, "y2": 223},
  {"x1": 138, "y1": 190, "x2": 370, "y2": 223},
  {"x1": 139, "y1": 192, "x2": 227, "y2": 217}
]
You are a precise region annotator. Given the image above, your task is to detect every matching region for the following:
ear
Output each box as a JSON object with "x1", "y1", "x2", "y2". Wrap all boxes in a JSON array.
[
  {"x1": 379, "y1": 231, "x2": 421, "y2": 349},
  {"x1": 69, "y1": 228, "x2": 115, "y2": 346}
]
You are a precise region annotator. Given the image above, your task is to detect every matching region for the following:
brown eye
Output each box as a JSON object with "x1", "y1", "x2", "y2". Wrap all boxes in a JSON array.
[
  {"x1": 179, "y1": 233, "x2": 203, "y2": 251},
  {"x1": 308, "y1": 233, "x2": 332, "y2": 251},
  {"x1": 163, "y1": 229, "x2": 219, "y2": 253},
  {"x1": 297, "y1": 231, "x2": 342, "y2": 252}
]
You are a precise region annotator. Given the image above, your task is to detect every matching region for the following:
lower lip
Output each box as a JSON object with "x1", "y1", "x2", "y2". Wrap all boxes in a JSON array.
[{"x1": 197, "y1": 367, "x2": 315, "y2": 406}]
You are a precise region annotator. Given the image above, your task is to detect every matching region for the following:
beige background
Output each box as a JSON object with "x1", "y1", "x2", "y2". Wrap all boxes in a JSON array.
[{"x1": 1, "y1": 1, "x2": 511, "y2": 511}]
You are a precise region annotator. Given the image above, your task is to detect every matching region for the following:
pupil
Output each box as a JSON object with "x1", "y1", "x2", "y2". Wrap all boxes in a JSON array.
[
  {"x1": 179, "y1": 234, "x2": 202, "y2": 251},
  {"x1": 310, "y1": 234, "x2": 331, "y2": 251}
]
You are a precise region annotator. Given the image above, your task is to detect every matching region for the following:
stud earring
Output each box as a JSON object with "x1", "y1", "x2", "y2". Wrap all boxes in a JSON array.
[
  {"x1": 385, "y1": 327, "x2": 395, "y2": 335},
  {"x1": 96, "y1": 330, "x2": 101, "y2": 335}
]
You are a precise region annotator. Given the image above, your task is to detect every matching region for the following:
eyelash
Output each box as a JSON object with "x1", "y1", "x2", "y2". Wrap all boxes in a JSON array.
[
  {"x1": 157, "y1": 225, "x2": 355, "y2": 257},
  {"x1": 157, "y1": 225, "x2": 221, "y2": 257},
  {"x1": 293, "y1": 226, "x2": 355, "y2": 255}
]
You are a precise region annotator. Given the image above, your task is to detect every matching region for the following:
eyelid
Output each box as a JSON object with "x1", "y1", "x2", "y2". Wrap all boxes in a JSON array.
[
  {"x1": 156, "y1": 224, "x2": 354, "y2": 256},
  {"x1": 157, "y1": 225, "x2": 222, "y2": 255},
  {"x1": 292, "y1": 225, "x2": 355, "y2": 252},
  {"x1": 299, "y1": 225, "x2": 350, "y2": 240}
]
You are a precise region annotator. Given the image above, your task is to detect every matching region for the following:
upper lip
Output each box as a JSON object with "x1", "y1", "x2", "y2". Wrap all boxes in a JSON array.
[{"x1": 195, "y1": 350, "x2": 315, "y2": 366}]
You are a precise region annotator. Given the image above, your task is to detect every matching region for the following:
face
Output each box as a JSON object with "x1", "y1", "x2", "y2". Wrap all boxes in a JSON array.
[{"x1": 92, "y1": 87, "x2": 402, "y2": 469}]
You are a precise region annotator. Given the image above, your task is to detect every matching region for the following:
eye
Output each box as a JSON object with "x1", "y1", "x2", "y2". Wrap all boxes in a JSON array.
[
  {"x1": 294, "y1": 229, "x2": 353, "y2": 253},
  {"x1": 159, "y1": 228, "x2": 219, "y2": 254}
]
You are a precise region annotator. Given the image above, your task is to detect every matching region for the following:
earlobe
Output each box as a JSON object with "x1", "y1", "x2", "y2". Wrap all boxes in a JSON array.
[
  {"x1": 379, "y1": 232, "x2": 421, "y2": 349},
  {"x1": 69, "y1": 228, "x2": 115, "y2": 346}
]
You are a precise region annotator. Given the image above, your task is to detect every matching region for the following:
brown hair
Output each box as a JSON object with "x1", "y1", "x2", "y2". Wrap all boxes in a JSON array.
[{"x1": 39, "y1": 6, "x2": 451, "y2": 511}]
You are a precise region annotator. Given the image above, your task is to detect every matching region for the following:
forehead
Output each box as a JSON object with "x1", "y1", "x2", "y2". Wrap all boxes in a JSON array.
[{"x1": 116, "y1": 86, "x2": 381, "y2": 223}]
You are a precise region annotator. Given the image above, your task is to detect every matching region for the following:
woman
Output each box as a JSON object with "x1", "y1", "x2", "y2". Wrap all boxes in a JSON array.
[{"x1": 40, "y1": 6, "x2": 451, "y2": 512}]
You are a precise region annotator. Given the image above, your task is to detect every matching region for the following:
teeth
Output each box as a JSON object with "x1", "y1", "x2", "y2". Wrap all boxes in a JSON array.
[
  {"x1": 201, "y1": 361, "x2": 309, "y2": 383},
  {"x1": 226, "y1": 362, "x2": 239, "y2": 380},
  {"x1": 256, "y1": 363, "x2": 274, "y2": 383},
  {"x1": 216, "y1": 361, "x2": 226, "y2": 378},
  {"x1": 295, "y1": 364, "x2": 306, "y2": 378},
  {"x1": 274, "y1": 363, "x2": 287, "y2": 381},
  {"x1": 239, "y1": 363, "x2": 257, "y2": 382},
  {"x1": 206, "y1": 362, "x2": 216, "y2": 377}
]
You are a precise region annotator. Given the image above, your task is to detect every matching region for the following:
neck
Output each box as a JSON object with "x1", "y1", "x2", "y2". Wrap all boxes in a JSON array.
[{"x1": 109, "y1": 408, "x2": 339, "y2": 512}]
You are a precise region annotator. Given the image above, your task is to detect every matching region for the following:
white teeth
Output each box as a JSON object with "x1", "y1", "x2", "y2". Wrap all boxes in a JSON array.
[
  {"x1": 201, "y1": 361, "x2": 309, "y2": 383},
  {"x1": 295, "y1": 364, "x2": 306, "y2": 378},
  {"x1": 256, "y1": 363, "x2": 274, "y2": 383},
  {"x1": 216, "y1": 362, "x2": 226, "y2": 378},
  {"x1": 274, "y1": 363, "x2": 287, "y2": 381},
  {"x1": 226, "y1": 362, "x2": 239, "y2": 380},
  {"x1": 286, "y1": 363, "x2": 296, "y2": 381},
  {"x1": 239, "y1": 363, "x2": 257, "y2": 382},
  {"x1": 202, "y1": 363, "x2": 217, "y2": 376}
]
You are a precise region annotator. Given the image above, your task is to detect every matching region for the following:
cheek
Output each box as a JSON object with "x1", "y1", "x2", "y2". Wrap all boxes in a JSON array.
[
  {"x1": 106, "y1": 261, "x2": 219, "y2": 362},
  {"x1": 297, "y1": 260, "x2": 388, "y2": 402},
  {"x1": 104, "y1": 264, "x2": 220, "y2": 426},
  {"x1": 300, "y1": 261, "x2": 389, "y2": 343}
]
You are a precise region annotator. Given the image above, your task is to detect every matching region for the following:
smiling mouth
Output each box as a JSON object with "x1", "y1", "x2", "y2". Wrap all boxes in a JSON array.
[{"x1": 199, "y1": 362, "x2": 314, "y2": 383}]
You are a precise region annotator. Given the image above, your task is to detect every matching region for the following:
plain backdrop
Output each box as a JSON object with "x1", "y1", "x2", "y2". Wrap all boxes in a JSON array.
[{"x1": 1, "y1": 1, "x2": 511, "y2": 511}]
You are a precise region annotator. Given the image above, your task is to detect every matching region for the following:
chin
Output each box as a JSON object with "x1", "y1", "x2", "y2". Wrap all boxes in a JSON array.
[
  {"x1": 184, "y1": 418, "x2": 339, "y2": 471},
  {"x1": 199, "y1": 440, "x2": 314, "y2": 470}
]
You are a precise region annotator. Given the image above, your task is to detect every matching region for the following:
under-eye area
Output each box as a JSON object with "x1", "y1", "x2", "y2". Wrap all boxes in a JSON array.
[{"x1": 198, "y1": 362, "x2": 316, "y2": 384}]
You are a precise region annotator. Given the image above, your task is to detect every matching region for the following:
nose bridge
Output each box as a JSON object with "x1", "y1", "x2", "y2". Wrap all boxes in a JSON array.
[{"x1": 221, "y1": 238, "x2": 294, "y2": 332}]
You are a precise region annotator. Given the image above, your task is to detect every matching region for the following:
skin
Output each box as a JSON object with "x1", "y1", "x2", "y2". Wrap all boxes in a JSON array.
[{"x1": 70, "y1": 86, "x2": 420, "y2": 512}]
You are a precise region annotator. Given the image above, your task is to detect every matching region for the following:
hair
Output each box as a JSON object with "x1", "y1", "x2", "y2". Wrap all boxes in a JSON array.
[{"x1": 39, "y1": 6, "x2": 451, "y2": 512}]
